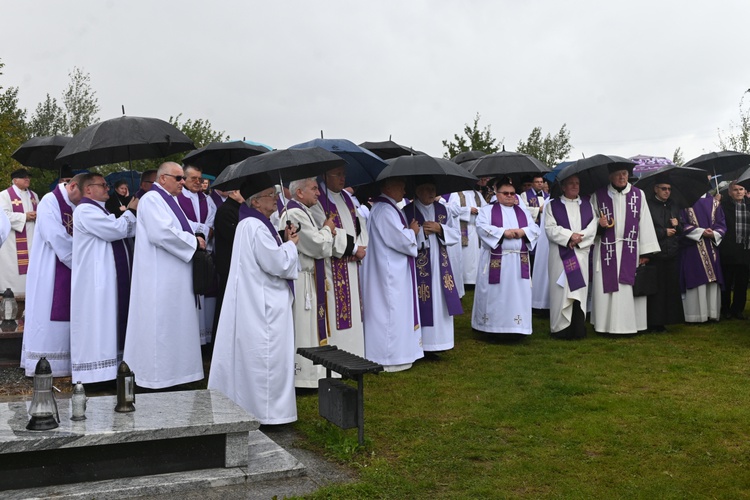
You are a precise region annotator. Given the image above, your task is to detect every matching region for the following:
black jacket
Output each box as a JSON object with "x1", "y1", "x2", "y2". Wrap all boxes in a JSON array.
[
  {"x1": 647, "y1": 195, "x2": 682, "y2": 260},
  {"x1": 719, "y1": 197, "x2": 750, "y2": 266}
]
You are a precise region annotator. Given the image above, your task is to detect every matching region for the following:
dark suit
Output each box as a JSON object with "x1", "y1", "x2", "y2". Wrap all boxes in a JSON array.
[
  {"x1": 719, "y1": 197, "x2": 750, "y2": 318},
  {"x1": 212, "y1": 197, "x2": 242, "y2": 332},
  {"x1": 646, "y1": 195, "x2": 684, "y2": 328}
]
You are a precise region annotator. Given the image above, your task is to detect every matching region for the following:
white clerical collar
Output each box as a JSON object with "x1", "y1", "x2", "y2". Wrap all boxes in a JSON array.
[
  {"x1": 11, "y1": 184, "x2": 28, "y2": 198},
  {"x1": 562, "y1": 195, "x2": 582, "y2": 205},
  {"x1": 415, "y1": 199, "x2": 433, "y2": 210},
  {"x1": 153, "y1": 182, "x2": 175, "y2": 198}
]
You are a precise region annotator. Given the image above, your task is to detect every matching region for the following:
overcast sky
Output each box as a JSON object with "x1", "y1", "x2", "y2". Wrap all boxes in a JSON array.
[{"x1": 2, "y1": 0, "x2": 749, "y2": 164}]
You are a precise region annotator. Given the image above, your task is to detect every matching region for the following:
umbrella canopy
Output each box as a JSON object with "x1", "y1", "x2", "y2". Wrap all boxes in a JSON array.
[
  {"x1": 375, "y1": 155, "x2": 479, "y2": 198},
  {"x1": 290, "y1": 138, "x2": 387, "y2": 187},
  {"x1": 684, "y1": 151, "x2": 750, "y2": 176},
  {"x1": 630, "y1": 154, "x2": 674, "y2": 177},
  {"x1": 469, "y1": 149, "x2": 550, "y2": 178},
  {"x1": 451, "y1": 150, "x2": 487, "y2": 165},
  {"x1": 211, "y1": 147, "x2": 346, "y2": 192},
  {"x1": 734, "y1": 166, "x2": 750, "y2": 190},
  {"x1": 55, "y1": 115, "x2": 195, "y2": 168},
  {"x1": 12, "y1": 135, "x2": 72, "y2": 169},
  {"x1": 556, "y1": 154, "x2": 636, "y2": 196},
  {"x1": 359, "y1": 140, "x2": 419, "y2": 160},
  {"x1": 181, "y1": 140, "x2": 271, "y2": 176},
  {"x1": 634, "y1": 165, "x2": 712, "y2": 208},
  {"x1": 544, "y1": 160, "x2": 575, "y2": 184}
]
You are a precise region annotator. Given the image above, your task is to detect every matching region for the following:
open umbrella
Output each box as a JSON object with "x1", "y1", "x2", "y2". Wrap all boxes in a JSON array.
[
  {"x1": 469, "y1": 148, "x2": 550, "y2": 178},
  {"x1": 556, "y1": 154, "x2": 636, "y2": 196},
  {"x1": 630, "y1": 154, "x2": 673, "y2": 178},
  {"x1": 734, "y1": 166, "x2": 750, "y2": 190},
  {"x1": 12, "y1": 135, "x2": 72, "y2": 170},
  {"x1": 181, "y1": 140, "x2": 271, "y2": 176},
  {"x1": 684, "y1": 151, "x2": 750, "y2": 189},
  {"x1": 634, "y1": 165, "x2": 711, "y2": 208},
  {"x1": 451, "y1": 150, "x2": 486, "y2": 165},
  {"x1": 55, "y1": 115, "x2": 195, "y2": 168},
  {"x1": 290, "y1": 138, "x2": 387, "y2": 187},
  {"x1": 359, "y1": 139, "x2": 419, "y2": 160},
  {"x1": 375, "y1": 155, "x2": 479, "y2": 198},
  {"x1": 211, "y1": 147, "x2": 346, "y2": 192}
]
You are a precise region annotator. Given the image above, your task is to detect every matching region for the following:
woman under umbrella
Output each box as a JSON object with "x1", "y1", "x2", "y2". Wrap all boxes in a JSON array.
[{"x1": 105, "y1": 179, "x2": 134, "y2": 218}]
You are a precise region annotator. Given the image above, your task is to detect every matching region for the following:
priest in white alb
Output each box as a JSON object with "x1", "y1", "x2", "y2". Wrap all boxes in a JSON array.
[
  {"x1": 362, "y1": 176, "x2": 423, "y2": 371},
  {"x1": 22, "y1": 174, "x2": 84, "y2": 376},
  {"x1": 209, "y1": 180, "x2": 299, "y2": 425},
  {"x1": 0, "y1": 169, "x2": 39, "y2": 294},
  {"x1": 124, "y1": 162, "x2": 205, "y2": 389},
  {"x1": 0, "y1": 209, "x2": 9, "y2": 247},
  {"x1": 472, "y1": 177, "x2": 540, "y2": 335},
  {"x1": 447, "y1": 178, "x2": 488, "y2": 286},
  {"x1": 278, "y1": 177, "x2": 335, "y2": 388},
  {"x1": 544, "y1": 175, "x2": 598, "y2": 339},
  {"x1": 71, "y1": 174, "x2": 138, "y2": 383}
]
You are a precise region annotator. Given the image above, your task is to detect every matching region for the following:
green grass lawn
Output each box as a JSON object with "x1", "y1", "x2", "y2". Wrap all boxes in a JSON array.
[{"x1": 294, "y1": 292, "x2": 750, "y2": 499}]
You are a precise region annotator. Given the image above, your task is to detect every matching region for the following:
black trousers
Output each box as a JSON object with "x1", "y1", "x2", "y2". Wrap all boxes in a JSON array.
[{"x1": 721, "y1": 263, "x2": 749, "y2": 316}]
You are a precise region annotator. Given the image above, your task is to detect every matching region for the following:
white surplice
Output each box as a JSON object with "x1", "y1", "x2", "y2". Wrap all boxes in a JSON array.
[
  {"x1": 472, "y1": 203, "x2": 540, "y2": 334},
  {"x1": 0, "y1": 185, "x2": 38, "y2": 294},
  {"x1": 447, "y1": 190, "x2": 486, "y2": 285},
  {"x1": 544, "y1": 196, "x2": 598, "y2": 333},
  {"x1": 209, "y1": 216, "x2": 299, "y2": 425},
  {"x1": 22, "y1": 185, "x2": 74, "y2": 376},
  {"x1": 123, "y1": 184, "x2": 203, "y2": 389},
  {"x1": 410, "y1": 200, "x2": 460, "y2": 352},
  {"x1": 0, "y1": 209, "x2": 9, "y2": 247},
  {"x1": 590, "y1": 184, "x2": 661, "y2": 334},
  {"x1": 71, "y1": 201, "x2": 136, "y2": 383},
  {"x1": 278, "y1": 203, "x2": 334, "y2": 389},
  {"x1": 531, "y1": 209, "x2": 550, "y2": 310},
  {"x1": 361, "y1": 195, "x2": 423, "y2": 367},
  {"x1": 309, "y1": 186, "x2": 367, "y2": 358},
  {"x1": 682, "y1": 222, "x2": 723, "y2": 322}
]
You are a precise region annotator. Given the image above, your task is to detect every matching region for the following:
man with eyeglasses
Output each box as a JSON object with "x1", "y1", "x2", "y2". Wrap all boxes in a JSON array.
[
  {"x1": 133, "y1": 170, "x2": 157, "y2": 199},
  {"x1": 22, "y1": 173, "x2": 86, "y2": 377},
  {"x1": 210, "y1": 179, "x2": 299, "y2": 424},
  {"x1": 679, "y1": 177, "x2": 726, "y2": 323},
  {"x1": 590, "y1": 165, "x2": 660, "y2": 335},
  {"x1": 472, "y1": 177, "x2": 540, "y2": 336},
  {"x1": 70, "y1": 173, "x2": 137, "y2": 383},
  {"x1": 644, "y1": 175, "x2": 684, "y2": 332},
  {"x1": 124, "y1": 162, "x2": 206, "y2": 389}
]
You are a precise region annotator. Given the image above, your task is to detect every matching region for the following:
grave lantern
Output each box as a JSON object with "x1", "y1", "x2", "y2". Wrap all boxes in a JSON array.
[
  {"x1": 115, "y1": 361, "x2": 135, "y2": 412},
  {"x1": 1, "y1": 288, "x2": 18, "y2": 332},
  {"x1": 26, "y1": 357, "x2": 60, "y2": 430}
]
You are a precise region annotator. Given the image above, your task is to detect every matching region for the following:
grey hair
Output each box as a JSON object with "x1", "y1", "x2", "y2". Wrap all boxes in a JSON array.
[{"x1": 289, "y1": 177, "x2": 317, "y2": 200}]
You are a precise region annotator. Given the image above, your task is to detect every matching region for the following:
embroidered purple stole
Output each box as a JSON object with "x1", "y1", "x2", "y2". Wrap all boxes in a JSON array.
[
  {"x1": 457, "y1": 191, "x2": 481, "y2": 247},
  {"x1": 177, "y1": 192, "x2": 208, "y2": 224},
  {"x1": 210, "y1": 190, "x2": 224, "y2": 210},
  {"x1": 50, "y1": 186, "x2": 74, "y2": 321},
  {"x1": 150, "y1": 185, "x2": 193, "y2": 233},
  {"x1": 488, "y1": 204, "x2": 530, "y2": 284},
  {"x1": 681, "y1": 197, "x2": 725, "y2": 289},
  {"x1": 78, "y1": 197, "x2": 132, "y2": 351},
  {"x1": 550, "y1": 196, "x2": 593, "y2": 292},
  {"x1": 373, "y1": 196, "x2": 420, "y2": 330},
  {"x1": 319, "y1": 185, "x2": 360, "y2": 330},
  {"x1": 285, "y1": 200, "x2": 327, "y2": 344},
  {"x1": 239, "y1": 205, "x2": 294, "y2": 294},
  {"x1": 596, "y1": 186, "x2": 641, "y2": 293},
  {"x1": 6, "y1": 187, "x2": 38, "y2": 275},
  {"x1": 403, "y1": 202, "x2": 463, "y2": 326}
]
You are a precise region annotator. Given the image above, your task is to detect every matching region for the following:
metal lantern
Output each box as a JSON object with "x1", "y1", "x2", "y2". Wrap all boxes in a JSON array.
[
  {"x1": 115, "y1": 361, "x2": 136, "y2": 413},
  {"x1": 1, "y1": 288, "x2": 18, "y2": 332},
  {"x1": 26, "y1": 357, "x2": 60, "y2": 430}
]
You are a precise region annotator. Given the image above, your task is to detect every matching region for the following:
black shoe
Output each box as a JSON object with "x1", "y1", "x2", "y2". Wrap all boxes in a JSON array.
[{"x1": 734, "y1": 313, "x2": 746, "y2": 320}]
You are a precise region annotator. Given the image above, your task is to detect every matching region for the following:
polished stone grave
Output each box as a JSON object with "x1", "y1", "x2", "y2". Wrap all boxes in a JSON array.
[{"x1": 0, "y1": 389, "x2": 305, "y2": 496}]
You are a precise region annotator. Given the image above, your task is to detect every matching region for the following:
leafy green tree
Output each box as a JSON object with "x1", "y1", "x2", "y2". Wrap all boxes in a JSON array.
[
  {"x1": 672, "y1": 147, "x2": 685, "y2": 166},
  {"x1": 0, "y1": 59, "x2": 30, "y2": 186},
  {"x1": 62, "y1": 67, "x2": 99, "y2": 135},
  {"x1": 717, "y1": 90, "x2": 750, "y2": 153},
  {"x1": 442, "y1": 113, "x2": 502, "y2": 158},
  {"x1": 516, "y1": 124, "x2": 572, "y2": 168},
  {"x1": 29, "y1": 94, "x2": 67, "y2": 136}
]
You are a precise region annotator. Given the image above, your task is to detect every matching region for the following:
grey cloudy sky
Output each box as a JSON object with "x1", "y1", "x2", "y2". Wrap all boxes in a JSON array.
[{"x1": 2, "y1": 0, "x2": 749, "y2": 163}]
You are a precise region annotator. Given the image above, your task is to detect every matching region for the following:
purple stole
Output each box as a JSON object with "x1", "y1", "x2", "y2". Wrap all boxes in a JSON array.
[
  {"x1": 134, "y1": 188, "x2": 147, "y2": 199},
  {"x1": 550, "y1": 197, "x2": 593, "y2": 292},
  {"x1": 50, "y1": 186, "x2": 74, "y2": 321},
  {"x1": 150, "y1": 185, "x2": 193, "y2": 233},
  {"x1": 177, "y1": 192, "x2": 208, "y2": 224},
  {"x1": 373, "y1": 196, "x2": 420, "y2": 330},
  {"x1": 489, "y1": 204, "x2": 530, "y2": 284},
  {"x1": 210, "y1": 190, "x2": 225, "y2": 210},
  {"x1": 524, "y1": 188, "x2": 549, "y2": 208},
  {"x1": 457, "y1": 191, "x2": 481, "y2": 247},
  {"x1": 319, "y1": 185, "x2": 360, "y2": 330},
  {"x1": 596, "y1": 186, "x2": 641, "y2": 293},
  {"x1": 6, "y1": 187, "x2": 38, "y2": 275},
  {"x1": 681, "y1": 196, "x2": 725, "y2": 290},
  {"x1": 78, "y1": 198, "x2": 132, "y2": 351},
  {"x1": 285, "y1": 200, "x2": 328, "y2": 344},
  {"x1": 403, "y1": 202, "x2": 463, "y2": 327},
  {"x1": 239, "y1": 205, "x2": 294, "y2": 294}
]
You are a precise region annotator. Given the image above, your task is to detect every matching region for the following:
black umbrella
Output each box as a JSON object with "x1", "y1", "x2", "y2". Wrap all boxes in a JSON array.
[
  {"x1": 375, "y1": 155, "x2": 479, "y2": 198},
  {"x1": 734, "y1": 166, "x2": 750, "y2": 190},
  {"x1": 556, "y1": 154, "x2": 636, "y2": 196},
  {"x1": 469, "y1": 149, "x2": 550, "y2": 178},
  {"x1": 683, "y1": 150, "x2": 750, "y2": 190},
  {"x1": 181, "y1": 140, "x2": 271, "y2": 176},
  {"x1": 55, "y1": 115, "x2": 196, "y2": 168},
  {"x1": 211, "y1": 147, "x2": 347, "y2": 192},
  {"x1": 12, "y1": 135, "x2": 72, "y2": 169},
  {"x1": 451, "y1": 150, "x2": 486, "y2": 165},
  {"x1": 634, "y1": 165, "x2": 712, "y2": 208},
  {"x1": 359, "y1": 139, "x2": 419, "y2": 160}
]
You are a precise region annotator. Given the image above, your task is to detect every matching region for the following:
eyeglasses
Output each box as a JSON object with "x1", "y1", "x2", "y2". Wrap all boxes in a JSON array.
[
  {"x1": 254, "y1": 192, "x2": 278, "y2": 200},
  {"x1": 142, "y1": 180, "x2": 154, "y2": 185},
  {"x1": 163, "y1": 174, "x2": 185, "y2": 182},
  {"x1": 497, "y1": 191, "x2": 516, "y2": 196},
  {"x1": 89, "y1": 183, "x2": 109, "y2": 189},
  {"x1": 657, "y1": 186, "x2": 671, "y2": 191}
]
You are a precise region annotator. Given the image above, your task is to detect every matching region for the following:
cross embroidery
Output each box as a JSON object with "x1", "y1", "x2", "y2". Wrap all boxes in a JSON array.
[
  {"x1": 481, "y1": 313, "x2": 489, "y2": 324},
  {"x1": 626, "y1": 226, "x2": 638, "y2": 252},
  {"x1": 514, "y1": 315, "x2": 522, "y2": 325},
  {"x1": 604, "y1": 245, "x2": 614, "y2": 266},
  {"x1": 294, "y1": 363, "x2": 301, "y2": 375},
  {"x1": 11, "y1": 198, "x2": 23, "y2": 207},
  {"x1": 628, "y1": 192, "x2": 639, "y2": 218},
  {"x1": 599, "y1": 204, "x2": 612, "y2": 221}
]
